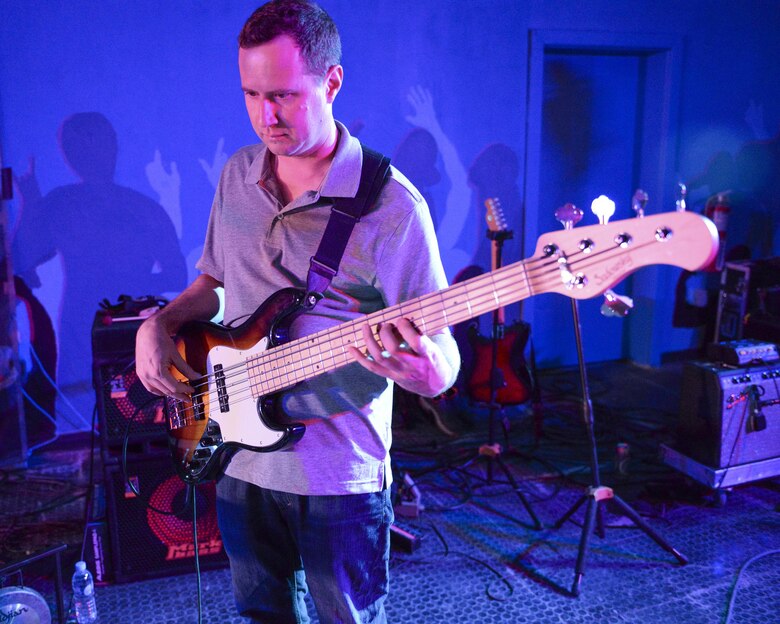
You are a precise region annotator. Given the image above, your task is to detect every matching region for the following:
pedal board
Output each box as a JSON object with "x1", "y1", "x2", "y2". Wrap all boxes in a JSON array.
[{"x1": 706, "y1": 339, "x2": 779, "y2": 367}]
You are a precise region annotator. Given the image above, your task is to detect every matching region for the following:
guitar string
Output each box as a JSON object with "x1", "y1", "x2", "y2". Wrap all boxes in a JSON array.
[
  {"x1": 173, "y1": 238, "x2": 652, "y2": 422},
  {"x1": 196, "y1": 256, "x2": 541, "y2": 396},
  {"x1": 179, "y1": 249, "x2": 535, "y2": 416},
  {"x1": 167, "y1": 254, "x2": 544, "y2": 424},
  {"x1": 232, "y1": 235, "x2": 631, "y2": 396},
  {"x1": 171, "y1": 236, "x2": 662, "y2": 425}
]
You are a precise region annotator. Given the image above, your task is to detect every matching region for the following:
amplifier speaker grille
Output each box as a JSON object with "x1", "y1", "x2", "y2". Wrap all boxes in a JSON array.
[
  {"x1": 104, "y1": 458, "x2": 228, "y2": 582},
  {"x1": 94, "y1": 363, "x2": 166, "y2": 447}
]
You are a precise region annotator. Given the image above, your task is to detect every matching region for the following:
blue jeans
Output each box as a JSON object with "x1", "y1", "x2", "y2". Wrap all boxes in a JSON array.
[{"x1": 216, "y1": 474, "x2": 393, "y2": 624}]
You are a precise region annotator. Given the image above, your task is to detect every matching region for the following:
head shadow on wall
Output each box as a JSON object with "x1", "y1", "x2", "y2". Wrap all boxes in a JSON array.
[{"x1": 12, "y1": 112, "x2": 186, "y2": 428}]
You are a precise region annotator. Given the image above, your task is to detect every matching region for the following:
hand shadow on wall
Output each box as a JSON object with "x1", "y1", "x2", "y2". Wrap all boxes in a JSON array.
[{"x1": 12, "y1": 112, "x2": 187, "y2": 429}]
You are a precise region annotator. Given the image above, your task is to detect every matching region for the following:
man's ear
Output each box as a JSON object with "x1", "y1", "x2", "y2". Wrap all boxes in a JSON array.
[{"x1": 324, "y1": 65, "x2": 343, "y2": 103}]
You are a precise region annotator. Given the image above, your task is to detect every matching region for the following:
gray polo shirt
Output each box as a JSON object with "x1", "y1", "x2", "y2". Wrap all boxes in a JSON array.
[{"x1": 196, "y1": 122, "x2": 448, "y2": 495}]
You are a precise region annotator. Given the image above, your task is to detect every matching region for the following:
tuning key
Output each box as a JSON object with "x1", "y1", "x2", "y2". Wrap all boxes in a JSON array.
[
  {"x1": 601, "y1": 289, "x2": 634, "y2": 317},
  {"x1": 591, "y1": 195, "x2": 616, "y2": 225},
  {"x1": 676, "y1": 182, "x2": 687, "y2": 212},
  {"x1": 632, "y1": 189, "x2": 648, "y2": 218},
  {"x1": 554, "y1": 202, "x2": 583, "y2": 230}
]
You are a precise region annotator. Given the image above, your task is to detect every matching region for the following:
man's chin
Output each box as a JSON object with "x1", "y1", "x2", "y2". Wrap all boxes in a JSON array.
[{"x1": 262, "y1": 138, "x2": 297, "y2": 156}]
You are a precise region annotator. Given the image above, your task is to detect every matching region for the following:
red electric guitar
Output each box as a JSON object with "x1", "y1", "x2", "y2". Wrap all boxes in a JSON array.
[
  {"x1": 163, "y1": 211, "x2": 719, "y2": 483},
  {"x1": 464, "y1": 198, "x2": 533, "y2": 405}
]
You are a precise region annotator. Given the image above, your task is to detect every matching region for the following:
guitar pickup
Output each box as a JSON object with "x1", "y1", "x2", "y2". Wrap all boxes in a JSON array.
[
  {"x1": 214, "y1": 363, "x2": 230, "y2": 413},
  {"x1": 191, "y1": 390, "x2": 206, "y2": 421}
]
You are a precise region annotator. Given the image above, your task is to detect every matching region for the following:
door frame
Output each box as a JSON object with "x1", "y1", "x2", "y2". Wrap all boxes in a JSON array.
[{"x1": 522, "y1": 29, "x2": 683, "y2": 365}]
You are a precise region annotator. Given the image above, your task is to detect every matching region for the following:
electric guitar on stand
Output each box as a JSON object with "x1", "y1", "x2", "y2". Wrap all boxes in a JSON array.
[
  {"x1": 164, "y1": 211, "x2": 719, "y2": 484},
  {"x1": 465, "y1": 198, "x2": 533, "y2": 405}
]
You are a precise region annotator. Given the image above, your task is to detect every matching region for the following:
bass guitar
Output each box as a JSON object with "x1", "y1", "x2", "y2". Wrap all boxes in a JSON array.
[{"x1": 165, "y1": 211, "x2": 718, "y2": 483}]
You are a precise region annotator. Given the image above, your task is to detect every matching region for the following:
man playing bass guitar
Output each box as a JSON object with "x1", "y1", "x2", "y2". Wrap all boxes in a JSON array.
[{"x1": 134, "y1": 2, "x2": 460, "y2": 623}]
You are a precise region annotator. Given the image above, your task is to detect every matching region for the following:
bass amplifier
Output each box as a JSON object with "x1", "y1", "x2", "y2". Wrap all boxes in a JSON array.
[
  {"x1": 677, "y1": 360, "x2": 780, "y2": 468},
  {"x1": 104, "y1": 458, "x2": 228, "y2": 583}
]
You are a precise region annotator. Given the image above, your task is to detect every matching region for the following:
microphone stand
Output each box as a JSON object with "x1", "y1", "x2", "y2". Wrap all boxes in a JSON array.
[{"x1": 550, "y1": 202, "x2": 688, "y2": 596}]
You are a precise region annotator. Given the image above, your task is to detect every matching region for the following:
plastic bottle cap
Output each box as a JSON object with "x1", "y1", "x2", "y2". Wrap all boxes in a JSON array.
[{"x1": 75, "y1": 561, "x2": 87, "y2": 572}]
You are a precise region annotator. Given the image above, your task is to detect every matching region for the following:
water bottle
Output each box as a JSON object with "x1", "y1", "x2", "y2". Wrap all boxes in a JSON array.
[{"x1": 71, "y1": 560, "x2": 98, "y2": 623}]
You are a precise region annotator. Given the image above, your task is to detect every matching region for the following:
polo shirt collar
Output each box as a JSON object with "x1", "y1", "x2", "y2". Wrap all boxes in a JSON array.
[{"x1": 244, "y1": 120, "x2": 362, "y2": 200}]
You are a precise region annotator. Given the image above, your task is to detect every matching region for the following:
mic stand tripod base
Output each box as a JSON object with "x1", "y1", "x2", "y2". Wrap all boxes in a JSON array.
[
  {"x1": 551, "y1": 280, "x2": 687, "y2": 597},
  {"x1": 558, "y1": 484, "x2": 689, "y2": 596}
]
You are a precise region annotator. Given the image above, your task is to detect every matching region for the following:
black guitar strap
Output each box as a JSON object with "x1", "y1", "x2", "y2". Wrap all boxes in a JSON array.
[{"x1": 304, "y1": 145, "x2": 391, "y2": 308}]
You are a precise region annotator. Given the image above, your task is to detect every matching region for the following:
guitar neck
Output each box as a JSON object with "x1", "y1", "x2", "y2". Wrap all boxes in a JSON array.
[
  {"x1": 246, "y1": 211, "x2": 718, "y2": 399},
  {"x1": 491, "y1": 237, "x2": 508, "y2": 326},
  {"x1": 248, "y1": 259, "x2": 531, "y2": 397}
]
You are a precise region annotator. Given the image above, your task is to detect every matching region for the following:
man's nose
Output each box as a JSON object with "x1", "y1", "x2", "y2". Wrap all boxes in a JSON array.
[{"x1": 261, "y1": 99, "x2": 277, "y2": 126}]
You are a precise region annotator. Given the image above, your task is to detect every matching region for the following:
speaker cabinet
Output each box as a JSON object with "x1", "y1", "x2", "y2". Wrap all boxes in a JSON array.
[
  {"x1": 677, "y1": 360, "x2": 780, "y2": 468},
  {"x1": 94, "y1": 362, "x2": 166, "y2": 448},
  {"x1": 104, "y1": 458, "x2": 228, "y2": 582}
]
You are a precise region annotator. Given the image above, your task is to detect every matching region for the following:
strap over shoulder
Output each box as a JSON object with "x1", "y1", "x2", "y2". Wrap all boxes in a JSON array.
[{"x1": 305, "y1": 145, "x2": 391, "y2": 307}]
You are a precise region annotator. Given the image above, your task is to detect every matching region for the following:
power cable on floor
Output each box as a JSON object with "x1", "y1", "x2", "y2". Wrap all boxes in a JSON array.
[{"x1": 723, "y1": 549, "x2": 780, "y2": 624}]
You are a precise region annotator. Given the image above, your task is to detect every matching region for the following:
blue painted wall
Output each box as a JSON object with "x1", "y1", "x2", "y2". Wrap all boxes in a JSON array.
[{"x1": 1, "y1": 1, "x2": 778, "y2": 431}]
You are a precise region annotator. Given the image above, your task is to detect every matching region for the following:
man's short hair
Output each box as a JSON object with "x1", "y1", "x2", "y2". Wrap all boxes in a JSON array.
[{"x1": 239, "y1": 0, "x2": 342, "y2": 77}]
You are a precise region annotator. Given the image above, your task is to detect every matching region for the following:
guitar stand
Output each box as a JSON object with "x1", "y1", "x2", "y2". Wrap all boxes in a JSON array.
[
  {"x1": 460, "y1": 227, "x2": 542, "y2": 531},
  {"x1": 470, "y1": 401, "x2": 543, "y2": 531},
  {"x1": 552, "y1": 296, "x2": 688, "y2": 596}
]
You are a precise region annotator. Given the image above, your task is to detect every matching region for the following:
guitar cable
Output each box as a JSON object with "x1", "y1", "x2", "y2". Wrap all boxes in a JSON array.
[
  {"x1": 28, "y1": 344, "x2": 92, "y2": 430},
  {"x1": 120, "y1": 393, "x2": 192, "y2": 516},
  {"x1": 191, "y1": 485, "x2": 204, "y2": 624},
  {"x1": 119, "y1": 367, "x2": 206, "y2": 624},
  {"x1": 390, "y1": 517, "x2": 514, "y2": 602}
]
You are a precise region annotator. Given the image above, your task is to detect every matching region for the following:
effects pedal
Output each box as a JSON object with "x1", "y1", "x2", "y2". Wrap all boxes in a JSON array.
[{"x1": 706, "y1": 339, "x2": 779, "y2": 367}]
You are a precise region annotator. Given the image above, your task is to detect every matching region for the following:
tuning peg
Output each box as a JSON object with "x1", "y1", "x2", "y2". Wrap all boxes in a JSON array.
[
  {"x1": 554, "y1": 202, "x2": 583, "y2": 230},
  {"x1": 600, "y1": 289, "x2": 634, "y2": 317},
  {"x1": 632, "y1": 189, "x2": 648, "y2": 218},
  {"x1": 676, "y1": 182, "x2": 687, "y2": 212},
  {"x1": 590, "y1": 195, "x2": 616, "y2": 225}
]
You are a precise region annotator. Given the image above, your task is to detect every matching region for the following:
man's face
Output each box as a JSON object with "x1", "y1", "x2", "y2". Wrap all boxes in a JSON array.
[{"x1": 238, "y1": 35, "x2": 342, "y2": 158}]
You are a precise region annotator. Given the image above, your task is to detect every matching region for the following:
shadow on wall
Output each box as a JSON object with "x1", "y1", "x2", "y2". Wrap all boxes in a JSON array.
[{"x1": 12, "y1": 112, "x2": 187, "y2": 430}]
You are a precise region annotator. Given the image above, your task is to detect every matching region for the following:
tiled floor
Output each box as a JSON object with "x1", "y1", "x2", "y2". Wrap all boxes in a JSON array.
[{"x1": 2, "y1": 360, "x2": 779, "y2": 623}]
